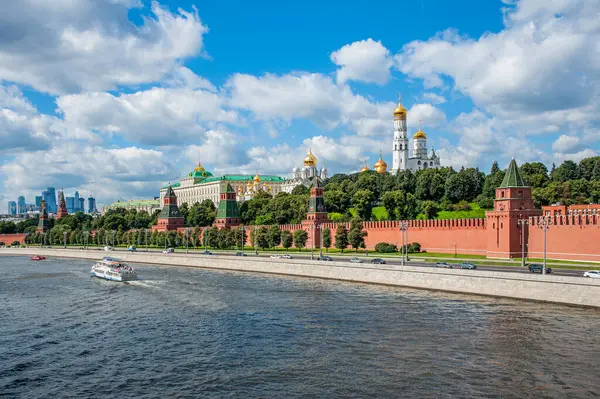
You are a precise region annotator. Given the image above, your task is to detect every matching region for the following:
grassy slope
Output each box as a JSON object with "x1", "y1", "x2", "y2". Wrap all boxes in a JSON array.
[{"x1": 436, "y1": 203, "x2": 488, "y2": 219}]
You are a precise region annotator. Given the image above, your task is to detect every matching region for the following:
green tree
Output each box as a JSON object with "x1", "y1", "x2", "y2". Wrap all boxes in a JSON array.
[
  {"x1": 267, "y1": 225, "x2": 281, "y2": 248},
  {"x1": 579, "y1": 157, "x2": 600, "y2": 180},
  {"x1": 188, "y1": 200, "x2": 217, "y2": 227},
  {"x1": 256, "y1": 226, "x2": 269, "y2": 249},
  {"x1": 551, "y1": 160, "x2": 580, "y2": 182},
  {"x1": 347, "y1": 219, "x2": 367, "y2": 252},
  {"x1": 382, "y1": 190, "x2": 405, "y2": 220},
  {"x1": 293, "y1": 229, "x2": 308, "y2": 251},
  {"x1": 291, "y1": 185, "x2": 309, "y2": 195},
  {"x1": 352, "y1": 189, "x2": 375, "y2": 221},
  {"x1": 322, "y1": 227, "x2": 332, "y2": 253},
  {"x1": 281, "y1": 230, "x2": 293, "y2": 250},
  {"x1": 334, "y1": 224, "x2": 349, "y2": 253},
  {"x1": 324, "y1": 190, "x2": 350, "y2": 214},
  {"x1": 520, "y1": 162, "x2": 549, "y2": 188},
  {"x1": 421, "y1": 200, "x2": 438, "y2": 219},
  {"x1": 179, "y1": 202, "x2": 190, "y2": 224}
]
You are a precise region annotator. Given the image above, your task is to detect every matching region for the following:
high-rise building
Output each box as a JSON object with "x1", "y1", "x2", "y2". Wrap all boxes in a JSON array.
[
  {"x1": 17, "y1": 196, "x2": 26, "y2": 214},
  {"x1": 87, "y1": 196, "x2": 97, "y2": 213},
  {"x1": 45, "y1": 187, "x2": 57, "y2": 213},
  {"x1": 8, "y1": 201, "x2": 17, "y2": 215},
  {"x1": 35, "y1": 196, "x2": 42, "y2": 208},
  {"x1": 78, "y1": 197, "x2": 85, "y2": 213},
  {"x1": 66, "y1": 196, "x2": 75, "y2": 214},
  {"x1": 74, "y1": 191, "x2": 80, "y2": 212}
]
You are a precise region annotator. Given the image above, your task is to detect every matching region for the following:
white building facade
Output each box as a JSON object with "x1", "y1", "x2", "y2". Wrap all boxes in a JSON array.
[
  {"x1": 281, "y1": 149, "x2": 328, "y2": 193},
  {"x1": 390, "y1": 99, "x2": 440, "y2": 174}
]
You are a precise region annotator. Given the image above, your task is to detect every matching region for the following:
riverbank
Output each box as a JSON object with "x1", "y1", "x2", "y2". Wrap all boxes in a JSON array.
[{"x1": 3, "y1": 247, "x2": 600, "y2": 308}]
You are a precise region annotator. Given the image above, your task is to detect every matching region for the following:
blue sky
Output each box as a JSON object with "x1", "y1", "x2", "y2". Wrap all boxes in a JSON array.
[{"x1": 1, "y1": 0, "x2": 599, "y2": 210}]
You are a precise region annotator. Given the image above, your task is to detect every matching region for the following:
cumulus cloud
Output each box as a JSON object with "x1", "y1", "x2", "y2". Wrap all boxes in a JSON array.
[
  {"x1": 422, "y1": 92, "x2": 446, "y2": 104},
  {"x1": 185, "y1": 129, "x2": 248, "y2": 167},
  {"x1": 331, "y1": 39, "x2": 393, "y2": 85},
  {"x1": 1, "y1": 144, "x2": 177, "y2": 209},
  {"x1": 0, "y1": 1, "x2": 208, "y2": 94},
  {"x1": 57, "y1": 88, "x2": 239, "y2": 146},
  {"x1": 552, "y1": 134, "x2": 583, "y2": 153}
]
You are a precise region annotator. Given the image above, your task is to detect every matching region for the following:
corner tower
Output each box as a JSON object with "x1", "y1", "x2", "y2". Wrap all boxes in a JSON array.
[
  {"x1": 391, "y1": 97, "x2": 408, "y2": 174},
  {"x1": 302, "y1": 179, "x2": 328, "y2": 249},
  {"x1": 37, "y1": 200, "x2": 50, "y2": 232},
  {"x1": 56, "y1": 191, "x2": 68, "y2": 219},
  {"x1": 485, "y1": 159, "x2": 541, "y2": 258}
]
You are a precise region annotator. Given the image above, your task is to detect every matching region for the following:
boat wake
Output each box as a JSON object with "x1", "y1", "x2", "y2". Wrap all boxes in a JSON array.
[{"x1": 127, "y1": 280, "x2": 168, "y2": 289}]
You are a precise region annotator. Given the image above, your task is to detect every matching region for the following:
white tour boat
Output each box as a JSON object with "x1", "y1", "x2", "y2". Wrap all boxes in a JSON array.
[{"x1": 91, "y1": 257, "x2": 138, "y2": 282}]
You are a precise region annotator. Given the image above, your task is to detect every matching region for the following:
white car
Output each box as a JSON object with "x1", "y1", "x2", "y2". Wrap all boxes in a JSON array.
[
  {"x1": 103, "y1": 246, "x2": 114, "y2": 251},
  {"x1": 281, "y1": 254, "x2": 293, "y2": 259},
  {"x1": 583, "y1": 270, "x2": 600, "y2": 278},
  {"x1": 162, "y1": 248, "x2": 174, "y2": 254},
  {"x1": 350, "y1": 257, "x2": 363, "y2": 263},
  {"x1": 270, "y1": 255, "x2": 281, "y2": 259}
]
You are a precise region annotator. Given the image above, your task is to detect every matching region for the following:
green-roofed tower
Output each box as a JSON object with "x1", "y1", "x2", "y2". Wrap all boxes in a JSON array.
[
  {"x1": 500, "y1": 158, "x2": 526, "y2": 187},
  {"x1": 485, "y1": 158, "x2": 541, "y2": 259},
  {"x1": 215, "y1": 183, "x2": 241, "y2": 228},
  {"x1": 152, "y1": 185, "x2": 185, "y2": 231},
  {"x1": 37, "y1": 200, "x2": 50, "y2": 233}
]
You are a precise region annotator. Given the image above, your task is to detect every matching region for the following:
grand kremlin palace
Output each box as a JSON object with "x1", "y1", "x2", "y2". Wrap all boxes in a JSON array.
[{"x1": 159, "y1": 149, "x2": 328, "y2": 207}]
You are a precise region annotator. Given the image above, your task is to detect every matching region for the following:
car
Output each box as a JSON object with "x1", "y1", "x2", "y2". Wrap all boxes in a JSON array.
[
  {"x1": 202, "y1": 250, "x2": 213, "y2": 255},
  {"x1": 317, "y1": 256, "x2": 333, "y2": 261},
  {"x1": 528, "y1": 264, "x2": 551, "y2": 274},
  {"x1": 436, "y1": 262, "x2": 453, "y2": 268},
  {"x1": 270, "y1": 255, "x2": 281, "y2": 259},
  {"x1": 350, "y1": 257, "x2": 363, "y2": 263},
  {"x1": 583, "y1": 270, "x2": 600, "y2": 278},
  {"x1": 103, "y1": 246, "x2": 114, "y2": 251},
  {"x1": 127, "y1": 246, "x2": 137, "y2": 252},
  {"x1": 370, "y1": 258, "x2": 386, "y2": 264},
  {"x1": 162, "y1": 248, "x2": 174, "y2": 254},
  {"x1": 281, "y1": 254, "x2": 293, "y2": 259},
  {"x1": 235, "y1": 252, "x2": 247, "y2": 256},
  {"x1": 460, "y1": 262, "x2": 477, "y2": 270}
]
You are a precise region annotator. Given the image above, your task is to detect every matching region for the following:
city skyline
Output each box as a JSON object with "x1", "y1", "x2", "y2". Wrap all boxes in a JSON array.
[
  {"x1": 0, "y1": 0, "x2": 599, "y2": 212},
  {"x1": 5, "y1": 188, "x2": 96, "y2": 216}
]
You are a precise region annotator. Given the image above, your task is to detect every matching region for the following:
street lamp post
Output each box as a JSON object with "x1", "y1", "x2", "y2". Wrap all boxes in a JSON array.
[
  {"x1": 517, "y1": 217, "x2": 529, "y2": 267},
  {"x1": 454, "y1": 243, "x2": 457, "y2": 259},
  {"x1": 254, "y1": 227, "x2": 258, "y2": 255},
  {"x1": 63, "y1": 231, "x2": 67, "y2": 249},
  {"x1": 185, "y1": 228, "x2": 190, "y2": 254},
  {"x1": 145, "y1": 229, "x2": 149, "y2": 252},
  {"x1": 537, "y1": 216, "x2": 552, "y2": 275},
  {"x1": 319, "y1": 225, "x2": 323, "y2": 258},
  {"x1": 399, "y1": 221, "x2": 408, "y2": 266},
  {"x1": 310, "y1": 225, "x2": 314, "y2": 261},
  {"x1": 241, "y1": 226, "x2": 245, "y2": 256}
]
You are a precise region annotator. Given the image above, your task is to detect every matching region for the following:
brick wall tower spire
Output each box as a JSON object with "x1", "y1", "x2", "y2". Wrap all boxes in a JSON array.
[
  {"x1": 37, "y1": 200, "x2": 50, "y2": 232},
  {"x1": 215, "y1": 183, "x2": 241, "y2": 228},
  {"x1": 485, "y1": 158, "x2": 541, "y2": 258},
  {"x1": 56, "y1": 190, "x2": 68, "y2": 219},
  {"x1": 152, "y1": 185, "x2": 185, "y2": 231}
]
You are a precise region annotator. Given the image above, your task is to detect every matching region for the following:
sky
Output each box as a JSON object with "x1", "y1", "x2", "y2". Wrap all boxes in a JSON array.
[{"x1": 1, "y1": 0, "x2": 599, "y2": 210}]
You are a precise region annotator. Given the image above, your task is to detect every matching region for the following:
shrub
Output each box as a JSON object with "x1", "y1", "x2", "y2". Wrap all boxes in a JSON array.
[
  {"x1": 11, "y1": 241, "x2": 21, "y2": 246},
  {"x1": 375, "y1": 242, "x2": 397, "y2": 253},
  {"x1": 409, "y1": 242, "x2": 421, "y2": 253},
  {"x1": 476, "y1": 195, "x2": 494, "y2": 210},
  {"x1": 454, "y1": 200, "x2": 471, "y2": 211},
  {"x1": 0, "y1": 242, "x2": 4, "y2": 246}
]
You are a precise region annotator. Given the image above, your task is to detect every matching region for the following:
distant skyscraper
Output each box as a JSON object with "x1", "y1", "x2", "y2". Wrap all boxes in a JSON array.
[
  {"x1": 74, "y1": 191, "x2": 80, "y2": 212},
  {"x1": 8, "y1": 201, "x2": 17, "y2": 215},
  {"x1": 78, "y1": 197, "x2": 85, "y2": 213},
  {"x1": 17, "y1": 196, "x2": 26, "y2": 214},
  {"x1": 45, "y1": 187, "x2": 57, "y2": 213},
  {"x1": 35, "y1": 196, "x2": 42, "y2": 208},
  {"x1": 66, "y1": 196, "x2": 75, "y2": 214},
  {"x1": 88, "y1": 196, "x2": 97, "y2": 213}
]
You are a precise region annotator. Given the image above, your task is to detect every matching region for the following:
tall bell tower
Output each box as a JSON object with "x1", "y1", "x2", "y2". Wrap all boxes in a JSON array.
[{"x1": 391, "y1": 96, "x2": 408, "y2": 174}]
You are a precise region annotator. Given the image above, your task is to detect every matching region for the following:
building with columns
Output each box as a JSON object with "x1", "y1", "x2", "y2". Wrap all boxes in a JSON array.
[{"x1": 390, "y1": 98, "x2": 440, "y2": 174}]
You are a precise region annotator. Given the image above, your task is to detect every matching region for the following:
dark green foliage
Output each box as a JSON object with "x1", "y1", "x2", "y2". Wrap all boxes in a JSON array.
[
  {"x1": 187, "y1": 199, "x2": 217, "y2": 227},
  {"x1": 293, "y1": 229, "x2": 308, "y2": 251},
  {"x1": 551, "y1": 160, "x2": 580, "y2": 182},
  {"x1": 267, "y1": 225, "x2": 281, "y2": 248},
  {"x1": 347, "y1": 219, "x2": 367, "y2": 251},
  {"x1": 322, "y1": 228, "x2": 332, "y2": 252},
  {"x1": 334, "y1": 224, "x2": 349, "y2": 252},
  {"x1": 420, "y1": 201, "x2": 438, "y2": 219},
  {"x1": 375, "y1": 242, "x2": 397, "y2": 253},
  {"x1": 281, "y1": 230, "x2": 293, "y2": 249},
  {"x1": 291, "y1": 185, "x2": 309, "y2": 195},
  {"x1": 352, "y1": 189, "x2": 375, "y2": 221}
]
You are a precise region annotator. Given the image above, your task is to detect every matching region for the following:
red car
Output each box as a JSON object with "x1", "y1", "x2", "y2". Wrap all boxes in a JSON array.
[{"x1": 31, "y1": 255, "x2": 46, "y2": 261}]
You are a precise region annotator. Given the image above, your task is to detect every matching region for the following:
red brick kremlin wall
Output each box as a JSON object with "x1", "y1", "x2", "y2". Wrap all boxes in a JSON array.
[
  {"x1": 528, "y1": 215, "x2": 600, "y2": 262},
  {"x1": 0, "y1": 233, "x2": 27, "y2": 245}
]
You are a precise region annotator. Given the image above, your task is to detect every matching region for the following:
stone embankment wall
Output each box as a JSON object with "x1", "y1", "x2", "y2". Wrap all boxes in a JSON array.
[{"x1": 3, "y1": 247, "x2": 600, "y2": 308}]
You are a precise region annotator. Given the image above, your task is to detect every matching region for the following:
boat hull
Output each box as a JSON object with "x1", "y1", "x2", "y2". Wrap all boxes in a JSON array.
[{"x1": 91, "y1": 271, "x2": 137, "y2": 282}]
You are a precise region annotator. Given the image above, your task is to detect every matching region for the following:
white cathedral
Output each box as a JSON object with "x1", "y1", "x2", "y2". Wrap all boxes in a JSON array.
[{"x1": 390, "y1": 99, "x2": 440, "y2": 174}]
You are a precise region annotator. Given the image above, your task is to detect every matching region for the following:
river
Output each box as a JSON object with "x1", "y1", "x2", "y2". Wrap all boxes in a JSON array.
[{"x1": 1, "y1": 256, "x2": 599, "y2": 398}]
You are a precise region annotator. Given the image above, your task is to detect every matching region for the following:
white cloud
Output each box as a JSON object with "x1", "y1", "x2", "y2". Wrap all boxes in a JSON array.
[
  {"x1": 57, "y1": 87, "x2": 239, "y2": 146},
  {"x1": 552, "y1": 134, "x2": 582, "y2": 153},
  {"x1": 395, "y1": 0, "x2": 600, "y2": 128},
  {"x1": 553, "y1": 148, "x2": 598, "y2": 164},
  {"x1": 185, "y1": 129, "x2": 248, "y2": 166},
  {"x1": 1, "y1": 144, "x2": 177, "y2": 210},
  {"x1": 408, "y1": 103, "x2": 447, "y2": 129},
  {"x1": 422, "y1": 92, "x2": 446, "y2": 104},
  {"x1": 331, "y1": 39, "x2": 393, "y2": 85},
  {"x1": 0, "y1": 1, "x2": 208, "y2": 94}
]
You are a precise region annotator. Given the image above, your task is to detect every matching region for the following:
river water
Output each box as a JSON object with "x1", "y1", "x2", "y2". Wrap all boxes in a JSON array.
[{"x1": 1, "y1": 256, "x2": 600, "y2": 398}]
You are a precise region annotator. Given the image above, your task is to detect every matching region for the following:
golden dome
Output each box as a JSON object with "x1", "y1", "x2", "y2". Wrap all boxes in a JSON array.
[
  {"x1": 373, "y1": 151, "x2": 387, "y2": 175},
  {"x1": 246, "y1": 181, "x2": 253, "y2": 188},
  {"x1": 194, "y1": 162, "x2": 204, "y2": 172},
  {"x1": 393, "y1": 98, "x2": 407, "y2": 118},
  {"x1": 360, "y1": 159, "x2": 369, "y2": 173},
  {"x1": 413, "y1": 120, "x2": 427, "y2": 139},
  {"x1": 253, "y1": 174, "x2": 261, "y2": 183},
  {"x1": 303, "y1": 149, "x2": 317, "y2": 167}
]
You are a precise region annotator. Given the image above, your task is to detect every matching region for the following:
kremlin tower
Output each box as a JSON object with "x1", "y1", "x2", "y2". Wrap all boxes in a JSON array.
[{"x1": 56, "y1": 191, "x2": 68, "y2": 219}]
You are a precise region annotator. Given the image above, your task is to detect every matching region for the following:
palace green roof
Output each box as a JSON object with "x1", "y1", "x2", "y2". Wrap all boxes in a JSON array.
[
  {"x1": 106, "y1": 199, "x2": 160, "y2": 208},
  {"x1": 161, "y1": 174, "x2": 285, "y2": 189},
  {"x1": 500, "y1": 159, "x2": 526, "y2": 188}
]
